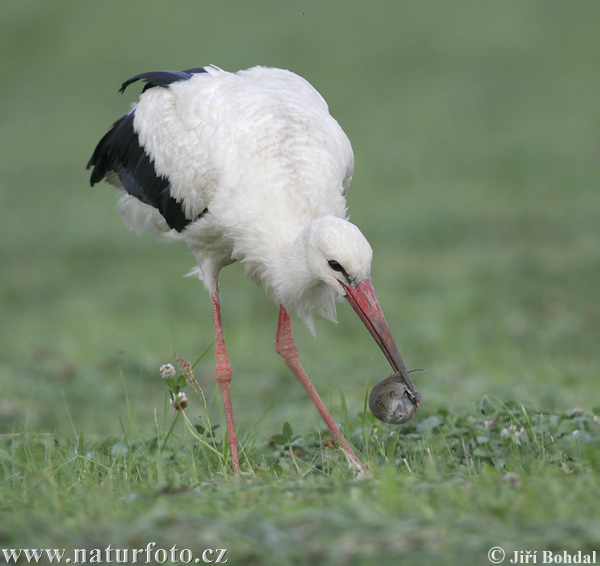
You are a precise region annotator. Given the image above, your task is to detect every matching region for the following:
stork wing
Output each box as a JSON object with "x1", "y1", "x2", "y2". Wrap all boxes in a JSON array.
[
  {"x1": 87, "y1": 68, "x2": 209, "y2": 232},
  {"x1": 88, "y1": 66, "x2": 353, "y2": 232},
  {"x1": 119, "y1": 68, "x2": 208, "y2": 94}
]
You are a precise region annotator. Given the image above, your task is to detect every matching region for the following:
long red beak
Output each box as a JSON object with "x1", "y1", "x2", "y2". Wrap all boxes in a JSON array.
[{"x1": 344, "y1": 279, "x2": 420, "y2": 407}]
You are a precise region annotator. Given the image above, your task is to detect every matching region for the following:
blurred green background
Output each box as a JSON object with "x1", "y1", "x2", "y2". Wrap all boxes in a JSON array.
[{"x1": 1, "y1": 1, "x2": 598, "y2": 438}]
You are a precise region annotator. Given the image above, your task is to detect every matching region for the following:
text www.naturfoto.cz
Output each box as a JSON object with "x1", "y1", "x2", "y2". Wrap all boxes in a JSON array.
[{"x1": 2, "y1": 544, "x2": 228, "y2": 563}]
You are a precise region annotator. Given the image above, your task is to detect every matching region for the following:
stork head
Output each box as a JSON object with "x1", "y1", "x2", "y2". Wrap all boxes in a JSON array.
[
  {"x1": 303, "y1": 216, "x2": 420, "y2": 410},
  {"x1": 304, "y1": 216, "x2": 373, "y2": 295}
]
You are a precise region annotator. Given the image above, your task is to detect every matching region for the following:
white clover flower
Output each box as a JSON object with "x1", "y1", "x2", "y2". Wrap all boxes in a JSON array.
[
  {"x1": 483, "y1": 419, "x2": 495, "y2": 430},
  {"x1": 160, "y1": 363, "x2": 176, "y2": 380},
  {"x1": 503, "y1": 472, "x2": 521, "y2": 485},
  {"x1": 171, "y1": 391, "x2": 189, "y2": 411},
  {"x1": 572, "y1": 429, "x2": 582, "y2": 437},
  {"x1": 594, "y1": 415, "x2": 599, "y2": 423},
  {"x1": 501, "y1": 425, "x2": 524, "y2": 438}
]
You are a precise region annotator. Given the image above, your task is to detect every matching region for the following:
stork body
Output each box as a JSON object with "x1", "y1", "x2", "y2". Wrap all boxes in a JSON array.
[{"x1": 88, "y1": 66, "x2": 419, "y2": 475}]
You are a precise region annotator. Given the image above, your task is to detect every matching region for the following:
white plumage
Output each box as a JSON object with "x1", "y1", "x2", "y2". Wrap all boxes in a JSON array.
[
  {"x1": 119, "y1": 66, "x2": 356, "y2": 330},
  {"x1": 88, "y1": 65, "x2": 419, "y2": 475}
]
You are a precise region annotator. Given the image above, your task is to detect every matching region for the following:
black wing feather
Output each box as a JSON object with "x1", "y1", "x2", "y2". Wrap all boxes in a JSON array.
[
  {"x1": 87, "y1": 68, "x2": 209, "y2": 232},
  {"x1": 119, "y1": 67, "x2": 208, "y2": 93}
]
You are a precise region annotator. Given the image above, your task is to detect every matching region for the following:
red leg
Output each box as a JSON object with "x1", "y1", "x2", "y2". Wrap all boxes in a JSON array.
[
  {"x1": 275, "y1": 305, "x2": 366, "y2": 476},
  {"x1": 210, "y1": 276, "x2": 240, "y2": 475}
]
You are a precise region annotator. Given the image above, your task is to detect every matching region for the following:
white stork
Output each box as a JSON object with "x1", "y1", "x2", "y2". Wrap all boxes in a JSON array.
[{"x1": 87, "y1": 65, "x2": 420, "y2": 475}]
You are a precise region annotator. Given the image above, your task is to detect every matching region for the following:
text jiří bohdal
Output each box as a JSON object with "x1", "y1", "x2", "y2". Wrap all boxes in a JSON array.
[{"x1": 510, "y1": 550, "x2": 597, "y2": 564}]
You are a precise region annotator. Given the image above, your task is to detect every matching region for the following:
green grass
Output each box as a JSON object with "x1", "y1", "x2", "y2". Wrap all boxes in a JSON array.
[
  {"x1": 2, "y1": 390, "x2": 599, "y2": 565},
  {"x1": 1, "y1": 1, "x2": 600, "y2": 564}
]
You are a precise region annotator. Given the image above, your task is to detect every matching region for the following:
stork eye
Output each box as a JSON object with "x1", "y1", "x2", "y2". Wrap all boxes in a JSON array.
[{"x1": 328, "y1": 259, "x2": 344, "y2": 272}]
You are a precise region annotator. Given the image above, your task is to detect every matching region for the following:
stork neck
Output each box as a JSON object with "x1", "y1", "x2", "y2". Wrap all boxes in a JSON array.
[
  {"x1": 275, "y1": 226, "x2": 318, "y2": 294},
  {"x1": 264, "y1": 218, "x2": 338, "y2": 332}
]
